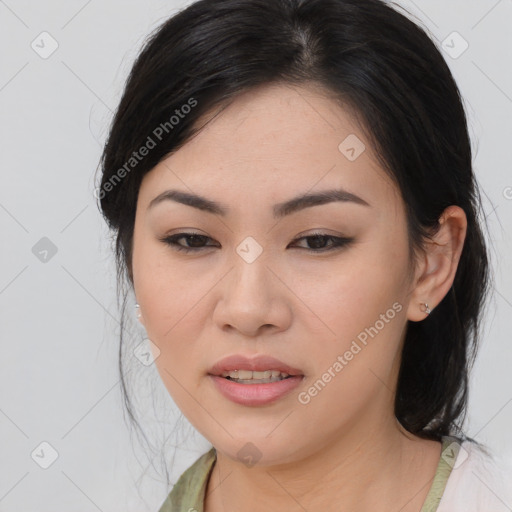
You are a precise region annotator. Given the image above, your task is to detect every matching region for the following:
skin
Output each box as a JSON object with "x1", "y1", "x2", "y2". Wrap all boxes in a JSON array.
[{"x1": 131, "y1": 82, "x2": 467, "y2": 511}]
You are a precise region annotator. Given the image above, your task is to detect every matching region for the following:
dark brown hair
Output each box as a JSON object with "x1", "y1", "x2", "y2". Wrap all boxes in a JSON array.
[{"x1": 96, "y1": 0, "x2": 492, "y2": 469}]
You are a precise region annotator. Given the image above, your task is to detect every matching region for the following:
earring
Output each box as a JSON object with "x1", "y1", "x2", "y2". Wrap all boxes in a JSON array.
[
  {"x1": 134, "y1": 303, "x2": 142, "y2": 320},
  {"x1": 420, "y1": 302, "x2": 432, "y2": 315}
]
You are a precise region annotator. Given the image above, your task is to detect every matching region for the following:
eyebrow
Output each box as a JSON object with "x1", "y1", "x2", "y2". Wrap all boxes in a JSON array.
[{"x1": 147, "y1": 187, "x2": 371, "y2": 218}]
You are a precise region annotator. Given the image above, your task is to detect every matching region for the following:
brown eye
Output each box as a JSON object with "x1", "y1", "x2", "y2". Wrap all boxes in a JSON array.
[
  {"x1": 288, "y1": 234, "x2": 354, "y2": 252},
  {"x1": 159, "y1": 233, "x2": 218, "y2": 252},
  {"x1": 159, "y1": 232, "x2": 353, "y2": 253}
]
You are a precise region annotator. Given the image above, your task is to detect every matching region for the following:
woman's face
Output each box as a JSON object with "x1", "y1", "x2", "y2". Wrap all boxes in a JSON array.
[{"x1": 132, "y1": 83, "x2": 420, "y2": 465}]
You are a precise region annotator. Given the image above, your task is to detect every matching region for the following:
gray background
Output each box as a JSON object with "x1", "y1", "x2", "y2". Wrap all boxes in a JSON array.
[{"x1": 1, "y1": 0, "x2": 511, "y2": 510}]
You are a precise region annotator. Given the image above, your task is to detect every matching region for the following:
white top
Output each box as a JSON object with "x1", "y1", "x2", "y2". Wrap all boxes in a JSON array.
[{"x1": 437, "y1": 439, "x2": 512, "y2": 511}]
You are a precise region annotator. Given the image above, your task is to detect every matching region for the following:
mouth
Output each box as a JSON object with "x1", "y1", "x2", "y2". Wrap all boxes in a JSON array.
[
  {"x1": 207, "y1": 354, "x2": 304, "y2": 405},
  {"x1": 208, "y1": 354, "x2": 304, "y2": 380},
  {"x1": 209, "y1": 373, "x2": 304, "y2": 406},
  {"x1": 220, "y1": 369, "x2": 295, "y2": 384}
]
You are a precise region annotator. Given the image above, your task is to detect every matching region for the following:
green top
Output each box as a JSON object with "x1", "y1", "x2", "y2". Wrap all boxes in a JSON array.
[{"x1": 158, "y1": 435, "x2": 462, "y2": 512}]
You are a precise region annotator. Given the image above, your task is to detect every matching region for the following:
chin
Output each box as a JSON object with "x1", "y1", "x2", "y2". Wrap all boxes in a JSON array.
[{"x1": 212, "y1": 434, "x2": 306, "y2": 468}]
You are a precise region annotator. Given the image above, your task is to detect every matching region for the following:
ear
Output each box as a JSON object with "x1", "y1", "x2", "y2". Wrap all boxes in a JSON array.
[{"x1": 407, "y1": 205, "x2": 467, "y2": 322}]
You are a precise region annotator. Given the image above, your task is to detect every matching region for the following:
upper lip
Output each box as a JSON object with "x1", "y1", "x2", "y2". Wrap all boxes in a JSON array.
[{"x1": 208, "y1": 354, "x2": 304, "y2": 376}]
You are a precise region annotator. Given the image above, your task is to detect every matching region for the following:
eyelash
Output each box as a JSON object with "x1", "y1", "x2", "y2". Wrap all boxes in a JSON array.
[{"x1": 158, "y1": 232, "x2": 354, "y2": 253}]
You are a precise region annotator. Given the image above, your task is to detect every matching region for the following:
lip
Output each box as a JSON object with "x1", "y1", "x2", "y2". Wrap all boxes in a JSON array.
[
  {"x1": 208, "y1": 354, "x2": 304, "y2": 377},
  {"x1": 209, "y1": 374, "x2": 304, "y2": 406},
  {"x1": 208, "y1": 354, "x2": 304, "y2": 406}
]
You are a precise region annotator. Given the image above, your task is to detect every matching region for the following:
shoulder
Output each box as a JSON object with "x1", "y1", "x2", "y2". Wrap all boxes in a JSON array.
[
  {"x1": 437, "y1": 437, "x2": 512, "y2": 511},
  {"x1": 157, "y1": 447, "x2": 217, "y2": 512}
]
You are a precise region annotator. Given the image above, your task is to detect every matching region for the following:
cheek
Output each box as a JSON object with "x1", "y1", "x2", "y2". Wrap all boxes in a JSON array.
[
  {"x1": 290, "y1": 238, "x2": 408, "y2": 341},
  {"x1": 295, "y1": 274, "x2": 407, "y2": 431},
  {"x1": 132, "y1": 239, "x2": 214, "y2": 373},
  {"x1": 133, "y1": 257, "x2": 196, "y2": 405},
  {"x1": 137, "y1": 268, "x2": 207, "y2": 411},
  {"x1": 133, "y1": 234, "x2": 192, "y2": 333},
  {"x1": 289, "y1": 237, "x2": 409, "y2": 403}
]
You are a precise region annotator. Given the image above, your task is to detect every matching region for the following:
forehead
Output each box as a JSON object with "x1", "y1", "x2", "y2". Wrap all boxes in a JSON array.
[
  {"x1": 139, "y1": 82, "x2": 399, "y2": 213},
  {"x1": 180, "y1": 83, "x2": 368, "y2": 168}
]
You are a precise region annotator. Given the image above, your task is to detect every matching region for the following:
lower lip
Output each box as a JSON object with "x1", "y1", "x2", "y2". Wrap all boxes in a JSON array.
[{"x1": 209, "y1": 375, "x2": 304, "y2": 406}]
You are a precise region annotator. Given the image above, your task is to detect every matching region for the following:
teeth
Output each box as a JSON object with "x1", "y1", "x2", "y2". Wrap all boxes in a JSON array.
[{"x1": 220, "y1": 369, "x2": 290, "y2": 382}]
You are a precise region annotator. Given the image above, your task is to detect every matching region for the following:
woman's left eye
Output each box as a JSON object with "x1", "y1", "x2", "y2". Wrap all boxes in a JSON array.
[
  {"x1": 159, "y1": 232, "x2": 353, "y2": 253},
  {"x1": 290, "y1": 233, "x2": 354, "y2": 251}
]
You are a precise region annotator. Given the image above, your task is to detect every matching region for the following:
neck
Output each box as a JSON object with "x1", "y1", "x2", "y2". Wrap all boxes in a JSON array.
[{"x1": 204, "y1": 412, "x2": 442, "y2": 512}]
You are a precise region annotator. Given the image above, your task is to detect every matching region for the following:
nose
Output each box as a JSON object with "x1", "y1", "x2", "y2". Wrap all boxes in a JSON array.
[{"x1": 213, "y1": 252, "x2": 293, "y2": 338}]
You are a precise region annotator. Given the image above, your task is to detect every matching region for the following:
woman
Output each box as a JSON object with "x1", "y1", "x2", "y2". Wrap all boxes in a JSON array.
[{"x1": 96, "y1": 0, "x2": 512, "y2": 510}]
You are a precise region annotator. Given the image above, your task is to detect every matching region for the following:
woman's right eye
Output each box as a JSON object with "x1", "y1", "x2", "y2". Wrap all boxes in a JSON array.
[{"x1": 159, "y1": 232, "x2": 218, "y2": 252}]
